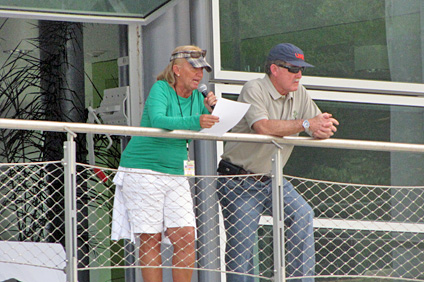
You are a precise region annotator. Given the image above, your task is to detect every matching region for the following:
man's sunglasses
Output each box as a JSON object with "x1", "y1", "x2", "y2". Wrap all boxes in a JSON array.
[
  {"x1": 276, "y1": 63, "x2": 306, "y2": 74},
  {"x1": 170, "y1": 50, "x2": 207, "y2": 60}
]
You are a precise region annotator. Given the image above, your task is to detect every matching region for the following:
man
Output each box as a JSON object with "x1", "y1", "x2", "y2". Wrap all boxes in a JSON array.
[{"x1": 217, "y1": 43, "x2": 339, "y2": 282}]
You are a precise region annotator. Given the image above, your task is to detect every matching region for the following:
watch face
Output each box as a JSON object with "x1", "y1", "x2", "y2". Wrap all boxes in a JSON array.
[{"x1": 303, "y1": 120, "x2": 310, "y2": 129}]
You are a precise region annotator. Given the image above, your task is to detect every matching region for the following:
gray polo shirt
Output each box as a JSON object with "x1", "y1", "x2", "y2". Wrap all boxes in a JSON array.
[{"x1": 221, "y1": 75, "x2": 321, "y2": 174}]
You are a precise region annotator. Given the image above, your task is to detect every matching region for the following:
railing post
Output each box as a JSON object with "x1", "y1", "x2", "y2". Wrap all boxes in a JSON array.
[
  {"x1": 64, "y1": 131, "x2": 78, "y2": 282},
  {"x1": 272, "y1": 149, "x2": 286, "y2": 282},
  {"x1": 194, "y1": 140, "x2": 221, "y2": 282}
]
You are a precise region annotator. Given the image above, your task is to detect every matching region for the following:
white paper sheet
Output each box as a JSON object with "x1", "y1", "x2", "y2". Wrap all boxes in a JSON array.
[{"x1": 201, "y1": 98, "x2": 250, "y2": 136}]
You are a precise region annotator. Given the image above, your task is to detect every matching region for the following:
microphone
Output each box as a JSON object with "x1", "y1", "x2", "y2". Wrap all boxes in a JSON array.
[
  {"x1": 198, "y1": 84, "x2": 214, "y2": 109},
  {"x1": 198, "y1": 84, "x2": 208, "y2": 98}
]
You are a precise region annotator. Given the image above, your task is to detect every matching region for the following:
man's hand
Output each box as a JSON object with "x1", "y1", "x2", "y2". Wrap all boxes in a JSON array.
[{"x1": 309, "y1": 112, "x2": 339, "y2": 139}]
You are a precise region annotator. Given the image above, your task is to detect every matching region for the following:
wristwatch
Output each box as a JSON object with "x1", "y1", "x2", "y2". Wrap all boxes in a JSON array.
[{"x1": 302, "y1": 119, "x2": 310, "y2": 131}]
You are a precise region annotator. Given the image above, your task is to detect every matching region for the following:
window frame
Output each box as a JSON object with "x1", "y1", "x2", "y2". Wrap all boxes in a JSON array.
[{"x1": 0, "y1": 0, "x2": 181, "y2": 24}]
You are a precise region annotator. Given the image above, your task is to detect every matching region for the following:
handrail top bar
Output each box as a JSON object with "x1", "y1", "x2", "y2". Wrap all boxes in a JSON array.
[{"x1": 1, "y1": 118, "x2": 423, "y2": 153}]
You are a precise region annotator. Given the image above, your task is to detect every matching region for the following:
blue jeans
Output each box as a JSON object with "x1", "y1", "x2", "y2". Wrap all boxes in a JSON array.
[{"x1": 217, "y1": 176, "x2": 315, "y2": 282}]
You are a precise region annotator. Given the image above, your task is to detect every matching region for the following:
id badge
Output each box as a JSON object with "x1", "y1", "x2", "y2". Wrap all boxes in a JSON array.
[{"x1": 184, "y1": 160, "x2": 195, "y2": 176}]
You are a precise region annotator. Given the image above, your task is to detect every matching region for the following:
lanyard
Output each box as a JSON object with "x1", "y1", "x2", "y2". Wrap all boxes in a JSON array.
[{"x1": 175, "y1": 91, "x2": 193, "y2": 160}]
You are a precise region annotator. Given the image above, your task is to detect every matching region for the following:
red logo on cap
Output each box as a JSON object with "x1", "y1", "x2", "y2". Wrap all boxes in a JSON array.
[{"x1": 295, "y1": 53, "x2": 304, "y2": 61}]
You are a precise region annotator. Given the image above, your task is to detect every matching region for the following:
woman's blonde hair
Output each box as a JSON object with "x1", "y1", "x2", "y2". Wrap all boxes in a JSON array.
[{"x1": 156, "y1": 45, "x2": 203, "y2": 86}]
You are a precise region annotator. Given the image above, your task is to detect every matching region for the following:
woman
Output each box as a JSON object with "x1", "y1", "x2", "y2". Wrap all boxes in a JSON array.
[{"x1": 112, "y1": 45, "x2": 219, "y2": 282}]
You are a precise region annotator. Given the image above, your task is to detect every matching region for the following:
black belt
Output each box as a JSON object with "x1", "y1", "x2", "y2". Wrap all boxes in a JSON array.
[{"x1": 217, "y1": 159, "x2": 271, "y2": 183}]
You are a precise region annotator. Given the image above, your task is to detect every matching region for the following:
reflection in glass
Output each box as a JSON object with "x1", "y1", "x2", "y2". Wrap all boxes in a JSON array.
[
  {"x1": 0, "y1": 18, "x2": 122, "y2": 281},
  {"x1": 219, "y1": 0, "x2": 424, "y2": 84},
  {"x1": 286, "y1": 101, "x2": 424, "y2": 186},
  {"x1": 0, "y1": 0, "x2": 170, "y2": 18}
]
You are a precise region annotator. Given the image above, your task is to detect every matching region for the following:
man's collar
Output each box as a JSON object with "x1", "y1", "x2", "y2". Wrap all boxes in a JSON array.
[{"x1": 263, "y1": 75, "x2": 293, "y2": 100}]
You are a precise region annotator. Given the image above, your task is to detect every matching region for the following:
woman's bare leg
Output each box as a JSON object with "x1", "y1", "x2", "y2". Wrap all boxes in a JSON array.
[
  {"x1": 139, "y1": 233, "x2": 162, "y2": 282},
  {"x1": 166, "y1": 226, "x2": 196, "y2": 282}
]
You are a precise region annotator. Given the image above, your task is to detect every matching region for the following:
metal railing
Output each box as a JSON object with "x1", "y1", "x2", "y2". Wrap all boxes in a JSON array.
[{"x1": 1, "y1": 118, "x2": 424, "y2": 282}]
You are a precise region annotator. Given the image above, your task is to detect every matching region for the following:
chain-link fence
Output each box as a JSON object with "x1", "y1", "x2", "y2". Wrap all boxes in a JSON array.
[
  {"x1": 1, "y1": 122, "x2": 424, "y2": 282},
  {"x1": 2, "y1": 160, "x2": 424, "y2": 281},
  {"x1": 0, "y1": 161, "x2": 67, "y2": 281}
]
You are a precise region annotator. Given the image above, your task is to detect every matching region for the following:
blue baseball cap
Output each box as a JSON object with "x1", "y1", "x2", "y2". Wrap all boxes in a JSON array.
[{"x1": 267, "y1": 43, "x2": 314, "y2": 67}]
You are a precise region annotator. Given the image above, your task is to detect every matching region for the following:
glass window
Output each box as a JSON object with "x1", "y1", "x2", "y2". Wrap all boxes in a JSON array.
[
  {"x1": 0, "y1": 0, "x2": 170, "y2": 18},
  {"x1": 219, "y1": 0, "x2": 424, "y2": 84},
  {"x1": 0, "y1": 17, "x2": 123, "y2": 280},
  {"x1": 285, "y1": 101, "x2": 424, "y2": 186}
]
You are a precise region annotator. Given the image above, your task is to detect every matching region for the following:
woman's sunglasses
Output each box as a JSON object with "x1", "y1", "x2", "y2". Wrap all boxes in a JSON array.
[
  {"x1": 276, "y1": 63, "x2": 306, "y2": 74},
  {"x1": 170, "y1": 50, "x2": 207, "y2": 60}
]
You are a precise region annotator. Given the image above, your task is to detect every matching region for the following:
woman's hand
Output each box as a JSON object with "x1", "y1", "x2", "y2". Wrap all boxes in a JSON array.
[
  {"x1": 199, "y1": 114, "x2": 219, "y2": 128},
  {"x1": 203, "y1": 91, "x2": 217, "y2": 113}
]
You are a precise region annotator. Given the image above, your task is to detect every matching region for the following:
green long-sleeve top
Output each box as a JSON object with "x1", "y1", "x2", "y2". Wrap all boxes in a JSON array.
[{"x1": 119, "y1": 80, "x2": 209, "y2": 175}]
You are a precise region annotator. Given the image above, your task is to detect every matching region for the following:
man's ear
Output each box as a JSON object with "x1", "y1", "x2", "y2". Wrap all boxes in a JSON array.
[{"x1": 270, "y1": 64, "x2": 279, "y2": 76}]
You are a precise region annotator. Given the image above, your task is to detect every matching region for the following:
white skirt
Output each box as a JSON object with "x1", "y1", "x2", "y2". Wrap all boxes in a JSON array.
[{"x1": 111, "y1": 167, "x2": 195, "y2": 244}]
